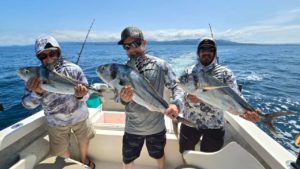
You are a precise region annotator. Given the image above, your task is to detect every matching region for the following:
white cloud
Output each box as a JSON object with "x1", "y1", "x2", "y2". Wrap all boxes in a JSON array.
[
  {"x1": 1, "y1": 25, "x2": 300, "y2": 45},
  {"x1": 0, "y1": 32, "x2": 36, "y2": 46},
  {"x1": 217, "y1": 25, "x2": 300, "y2": 43},
  {"x1": 51, "y1": 30, "x2": 120, "y2": 42},
  {"x1": 143, "y1": 29, "x2": 209, "y2": 41},
  {"x1": 52, "y1": 29, "x2": 210, "y2": 42}
]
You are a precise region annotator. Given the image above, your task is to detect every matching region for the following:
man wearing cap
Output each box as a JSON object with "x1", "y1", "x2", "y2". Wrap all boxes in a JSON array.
[
  {"x1": 178, "y1": 38, "x2": 260, "y2": 163},
  {"x1": 21, "y1": 36, "x2": 95, "y2": 168},
  {"x1": 117, "y1": 26, "x2": 184, "y2": 169}
]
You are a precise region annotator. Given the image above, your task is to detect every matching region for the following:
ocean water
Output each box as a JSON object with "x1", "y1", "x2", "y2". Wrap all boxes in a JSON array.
[{"x1": 0, "y1": 42, "x2": 299, "y2": 155}]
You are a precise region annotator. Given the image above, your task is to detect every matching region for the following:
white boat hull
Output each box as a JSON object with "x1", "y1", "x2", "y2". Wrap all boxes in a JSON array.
[{"x1": 0, "y1": 87, "x2": 297, "y2": 169}]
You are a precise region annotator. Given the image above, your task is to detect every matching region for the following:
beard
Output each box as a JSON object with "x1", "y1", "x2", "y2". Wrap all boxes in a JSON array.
[
  {"x1": 128, "y1": 50, "x2": 144, "y2": 58},
  {"x1": 198, "y1": 54, "x2": 215, "y2": 66},
  {"x1": 42, "y1": 57, "x2": 58, "y2": 67}
]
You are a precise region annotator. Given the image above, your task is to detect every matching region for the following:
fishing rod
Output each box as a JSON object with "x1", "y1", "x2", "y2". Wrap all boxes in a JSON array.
[
  {"x1": 209, "y1": 23, "x2": 214, "y2": 39},
  {"x1": 76, "y1": 19, "x2": 95, "y2": 65},
  {"x1": 208, "y1": 23, "x2": 219, "y2": 63},
  {"x1": 209, "y1": 24, "x2": 243, "y2": 92}
]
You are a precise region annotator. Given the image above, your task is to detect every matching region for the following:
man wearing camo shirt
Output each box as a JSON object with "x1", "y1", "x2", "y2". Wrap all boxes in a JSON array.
[{"x1": 178, "y1": 38, "x2": 260, "y2": 163}]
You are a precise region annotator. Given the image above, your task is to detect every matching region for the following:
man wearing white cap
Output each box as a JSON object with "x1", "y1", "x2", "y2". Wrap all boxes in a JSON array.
[{"x1": 22, "y1": 36, "x2": 95, "y2": 169}]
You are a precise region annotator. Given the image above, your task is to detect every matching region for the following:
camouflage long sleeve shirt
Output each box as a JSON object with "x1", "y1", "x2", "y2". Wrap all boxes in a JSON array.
[
  {"x1": 22, "y1": 61, "x2": 90, "y2": 127},
  {"x1": 180, "y1": 62, "x2": 242, "y2": 129}
]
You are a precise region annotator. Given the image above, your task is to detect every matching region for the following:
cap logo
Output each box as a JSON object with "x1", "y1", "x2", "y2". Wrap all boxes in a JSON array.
[{"x1": 132, "y1": 32, "x2": 139, "y2": 36}]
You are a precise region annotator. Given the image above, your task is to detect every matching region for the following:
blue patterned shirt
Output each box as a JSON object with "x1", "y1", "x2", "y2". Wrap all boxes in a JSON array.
[{"x1": 22, "y1": 60, "x2": 90, "y2": 127}]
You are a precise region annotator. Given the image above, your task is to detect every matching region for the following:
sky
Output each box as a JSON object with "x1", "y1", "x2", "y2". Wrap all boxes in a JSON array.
[{"x1": 1, "y1": 0, "x2": 300, "y2": 45}]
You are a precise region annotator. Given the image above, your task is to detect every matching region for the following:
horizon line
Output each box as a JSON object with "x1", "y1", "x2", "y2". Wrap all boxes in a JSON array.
[{"x1": 1, "y1": 39, "x2": 300, "y2": 47}]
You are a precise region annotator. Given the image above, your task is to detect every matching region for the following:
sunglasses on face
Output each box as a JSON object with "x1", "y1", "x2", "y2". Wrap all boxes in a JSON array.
[
  {"x1": 200, "y1": 48, "x2": 215, "y2": 53},
  {"x1": 122, "y1": 40, "x2": 142, "y2": 50},
  {"x1": 37, "y1": 50, "x2": 58, "y2": 60}
]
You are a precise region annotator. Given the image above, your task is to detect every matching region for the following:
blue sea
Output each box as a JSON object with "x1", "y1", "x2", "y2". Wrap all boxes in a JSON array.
[{"x1": 0, "y1": 42, "x2": 299, "y2": 155}]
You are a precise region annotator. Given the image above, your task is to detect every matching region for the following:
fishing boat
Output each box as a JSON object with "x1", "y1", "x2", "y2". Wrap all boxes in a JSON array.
[{"x1": 0, "y1": 84, "x2": 298, "y2": 169}]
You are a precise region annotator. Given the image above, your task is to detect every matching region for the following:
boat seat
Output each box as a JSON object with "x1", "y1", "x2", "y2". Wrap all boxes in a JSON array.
[
  {"x1": 175, "y1": 164, "x2": 203, "y2": 169},
  {"x1": 33, "y1": 156, "x2": 87, "y2": 169},
  {"x1": 183, "y1": 141, "x2": 265, "y2": 169}
]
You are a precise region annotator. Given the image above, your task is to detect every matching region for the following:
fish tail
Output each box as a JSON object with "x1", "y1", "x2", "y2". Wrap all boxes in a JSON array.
[
  {"x1": 176, "y1": 116, "x2": 197, "y2": 128},
  {"x1": 88, "y1": 85, "x2": 113, "y2": 96},
  {"x1": 172, "y1": 120, "x2": 179, "y2": 138},
  {"x1": 261, "y1": 112, "x2": 293, "y2": 135},
  {"x1": 172, "y1": 117, "x2": 197, "y2": 138}
]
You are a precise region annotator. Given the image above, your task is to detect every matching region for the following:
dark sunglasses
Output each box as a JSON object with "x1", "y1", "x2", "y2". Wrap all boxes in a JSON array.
[
  {"x1": 122, "y1": 40, "x2": 142, "y2": 50},
  {"x1": 200, "y1": 47, "x2": 215, "y2": 53},
  {"x1": 37, "y1": 50, "x2": 58, "y2": 60}
]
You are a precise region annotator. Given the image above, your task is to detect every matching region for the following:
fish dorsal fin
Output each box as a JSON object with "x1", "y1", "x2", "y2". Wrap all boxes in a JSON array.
[
  {"x1": 126, "y1": 65, "x2": 169, "y2": 108},
  {"x1": 45, "y1": 67, "x2": 78, "y2": 85},
  {"x1": 202, "y1": 85, "x2": 230, "y2": 92},
  {"x1": 193, "y1": 72, "x2": 228, "y2": 92},
  {"x1": 49, "y1": 67, "x2": 102, "y2": 93}
]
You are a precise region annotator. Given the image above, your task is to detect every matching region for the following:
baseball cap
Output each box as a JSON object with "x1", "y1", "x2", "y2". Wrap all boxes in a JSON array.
[
  {"x1": 198, "y1": 38, "x2": 216, "y2": 48},
  {"x1": 197, "y1": 38, "x2": 217, "y2": 54},
  {"x1": 118, "y1": 26, "x2": 144, "y2": 45}
]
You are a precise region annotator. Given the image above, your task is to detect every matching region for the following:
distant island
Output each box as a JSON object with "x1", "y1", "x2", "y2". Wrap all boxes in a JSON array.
[
  {"x1": 62, "y1": 39, "x2": 300, "y2": 46},
  {"x1": 1, "y1": 39, "x2": 300, "y2": 47},
  {"x1": 146, "y1": 39, "x2": 243, "y2": 45},
  {"x1": 64, "y1": 39, "x2": 244, "y2": 45}
]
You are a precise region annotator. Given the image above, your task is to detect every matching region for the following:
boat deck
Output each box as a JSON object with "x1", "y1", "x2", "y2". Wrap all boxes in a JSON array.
[
  {"x1": 33, "y1": 156, "x2": 162, "y2": 169},
  {"x1": 95, "y1": 111, "x2": 125, "y2": 124},
  {"x1": 3, "y1": 107, "x2": 297, "y2": 169},
  {"x1": 94, "y1": 161, "x2": 162, "y2": 169},
  {"x1": 85, "y1": 109, "x2": 183, "y2": 169}
]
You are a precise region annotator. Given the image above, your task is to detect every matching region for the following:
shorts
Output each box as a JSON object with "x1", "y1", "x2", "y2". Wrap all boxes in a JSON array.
[
  {"x1": 122, "y1": 130, "x2": 166, "y2": 164},
  {"x1": 47, "y1": 119, "x2": 95, "y2": 156},
  {"x1": 179, "y1": 124, "x2": 225, "y2": 153}
]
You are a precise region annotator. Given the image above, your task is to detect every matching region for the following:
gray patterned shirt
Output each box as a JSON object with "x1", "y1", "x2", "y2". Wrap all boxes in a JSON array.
[
  {"x1": 122, "y1": 54, "x2": 185, "y2": 135},
  {"x1": 22, "y1": 60, "x2": 90, "y2": 127}
]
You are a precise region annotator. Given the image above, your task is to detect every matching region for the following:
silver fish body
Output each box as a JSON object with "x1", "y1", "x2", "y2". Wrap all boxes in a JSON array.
[
  {"x1": 180, "y1": 71, "x2": 253, "y2": 115},
  {"x1": 179, "y1": 71, "x2": 292, "y2": 133},
  {"x1": 17, "y1": 67, "x2": 102, "y2": 95},
  {"x1": 17, "y1": 67, "x2": 77, "y2": 94},
  {"x1": 96, "y1": 63, "x2": 196, "y2": 128}
]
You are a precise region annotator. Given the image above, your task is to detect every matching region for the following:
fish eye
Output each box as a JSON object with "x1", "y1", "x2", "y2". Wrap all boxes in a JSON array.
[
  {"x1": 24, "y1": 69, "x2": 29, "y2": 74},
  {"x1": 99, "y1": 66, "x2": 105, "y2": 72}
]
